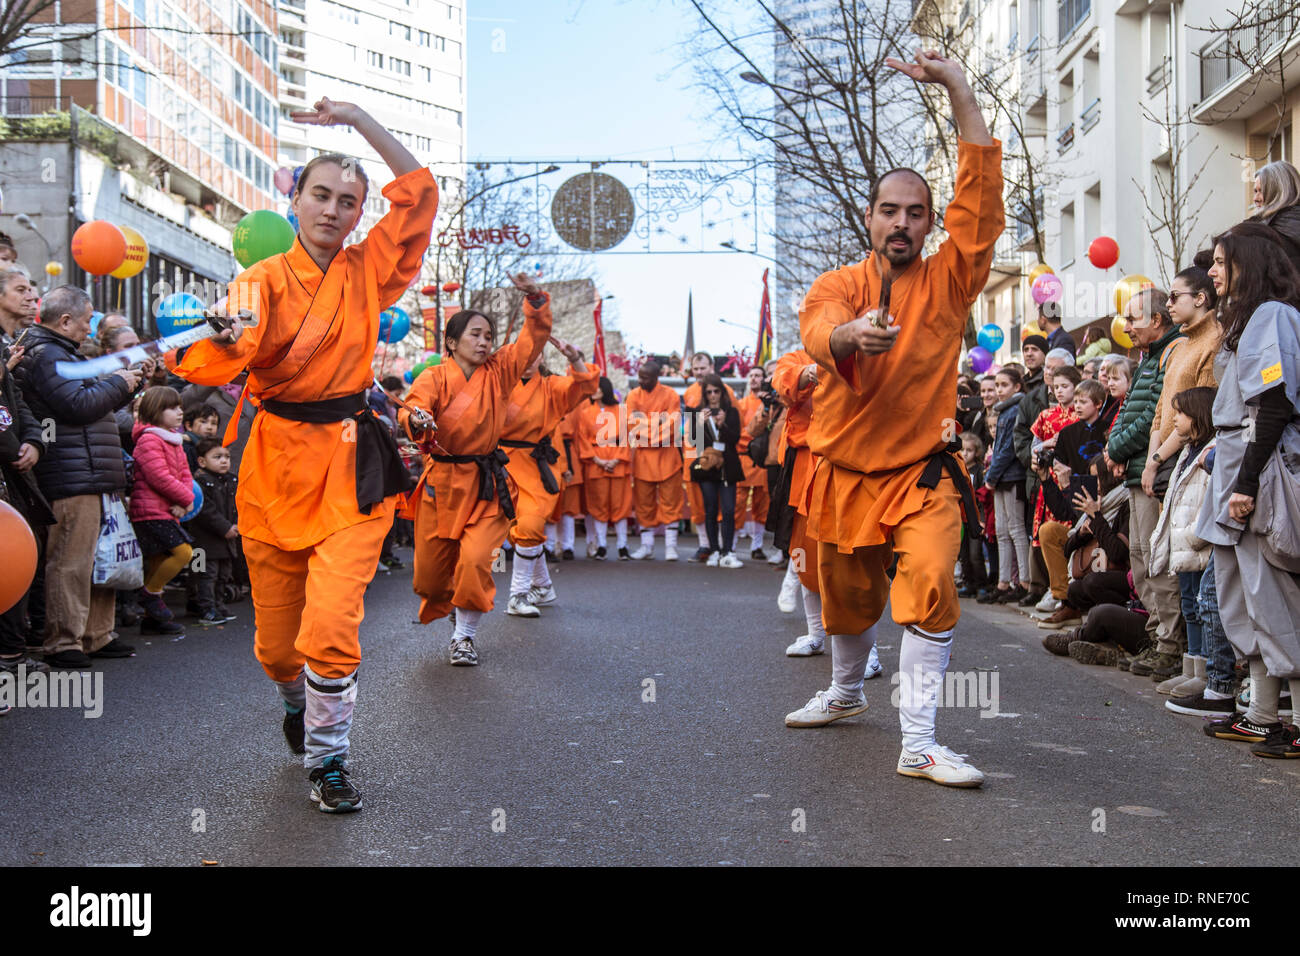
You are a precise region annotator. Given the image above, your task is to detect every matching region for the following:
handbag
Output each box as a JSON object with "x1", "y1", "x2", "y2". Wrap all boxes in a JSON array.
[
  {"x1": 1251, "y1": 447, "x2": 1300, "y2": 573},
  {"x1": 92, "y1": 492, "x2": 144, "y2": 589}
]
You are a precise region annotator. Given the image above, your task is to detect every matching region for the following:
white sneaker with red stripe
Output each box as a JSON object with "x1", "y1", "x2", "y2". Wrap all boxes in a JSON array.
[
  {"x1": 896, "y1": 744, "x2": 985, "y2": 788},
  {"x1": 784, "y1": 689, "x2": 867, "y2": 727}
]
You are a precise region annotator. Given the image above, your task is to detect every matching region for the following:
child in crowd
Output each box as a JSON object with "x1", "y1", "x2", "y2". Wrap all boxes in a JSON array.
[
  {"x1": 182, "y1": 404, "x2": 220, "y2": 473},
  {"x1": 1029, "y1": 366, "x2": 1082, "y2": 593},
  {"x1": 189, "y1": 438, "x2": 239, "y2": 626},
  {"x1": 981, "y1": 366, "x2": 1029, "y2": 603},
  {"x1": 958, "y1": 431, "x2": 989, "y2": 596},
  {"x1": 129, "y1": 386, "x2": 194, "y2": 637}
]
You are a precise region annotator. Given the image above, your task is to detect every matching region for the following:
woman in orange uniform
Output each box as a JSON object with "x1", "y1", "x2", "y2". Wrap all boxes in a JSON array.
[
  {"x1": 550, "y1": 404, "x2": 588, "y2": 559},
  {"x1": 627, "y1": 361, "x2": 684, "y2": 560},
  {"x1": 401, "y1": 273, "x2": 552, "y2": 666},
  {"x1": 579, "y1": 377, "x2": 634, "y2": 559},
  {"x1": 500, "y1": 339, "x2": 598, "y2": 617},
  {"x1": 733, "y1": 366, "x2": 770, "y2": 558},
  {"x1": 169, "y1": 97, "x2": 437, "y2": 813}
]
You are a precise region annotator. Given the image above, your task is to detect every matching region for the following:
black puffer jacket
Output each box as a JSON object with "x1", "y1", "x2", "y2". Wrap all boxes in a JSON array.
[{"x1": 13, "y1": 325, "x2": 132, "y2": 501}]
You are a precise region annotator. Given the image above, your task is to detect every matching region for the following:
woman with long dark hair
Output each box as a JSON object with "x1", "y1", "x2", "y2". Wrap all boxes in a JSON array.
[
  {"x1": 1195, "y1": 223, "x2": 1300, "y2": 756},
  {"x1": 690, "y1": 372, "x2": 745, "y2": 567}
]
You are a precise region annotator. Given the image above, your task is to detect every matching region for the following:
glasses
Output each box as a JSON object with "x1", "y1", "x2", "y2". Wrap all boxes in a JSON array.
[{"x1": 1167, "y1": 291, "x2": 1193, "y2": 304}]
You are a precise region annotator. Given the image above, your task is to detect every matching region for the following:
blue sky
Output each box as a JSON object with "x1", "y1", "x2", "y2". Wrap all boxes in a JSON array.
[{"x1": 466, "y1": 0, "x2": 776, "y2": 359}]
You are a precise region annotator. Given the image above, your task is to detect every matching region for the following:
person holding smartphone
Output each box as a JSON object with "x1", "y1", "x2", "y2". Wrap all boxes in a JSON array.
[{"x1": 690, "y1": 373, "x2": 744, "y2": 568}]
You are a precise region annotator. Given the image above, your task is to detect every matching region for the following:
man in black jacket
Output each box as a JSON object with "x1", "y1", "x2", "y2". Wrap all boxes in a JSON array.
[{"x1": 13, "y1": 286, "x2": 143, "y2": 668}]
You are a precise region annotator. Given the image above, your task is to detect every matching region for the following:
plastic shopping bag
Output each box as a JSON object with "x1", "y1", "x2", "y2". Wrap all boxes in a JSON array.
[{"x1": 92, "y1": 492, "x2": 144, "y2": 589}]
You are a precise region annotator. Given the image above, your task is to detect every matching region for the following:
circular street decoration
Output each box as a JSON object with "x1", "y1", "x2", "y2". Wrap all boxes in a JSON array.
[{"x1": 550, "y1": 172, "x2": 635, "y2": 252}]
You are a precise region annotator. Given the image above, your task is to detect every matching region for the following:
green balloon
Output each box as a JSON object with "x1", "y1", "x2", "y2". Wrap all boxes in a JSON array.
[
  {"x1": 232, "y1": 210, "x2": 296, "y2": 268},
  {"x1": 427, "y1": 353, "x2": 442, "y2": 366}
]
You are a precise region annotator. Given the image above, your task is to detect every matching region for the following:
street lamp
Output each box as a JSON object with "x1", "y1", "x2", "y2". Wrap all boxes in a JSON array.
[
  {"x1": 720, "y1": 240, "x2": 778, "y2": 265},
  {"x1": 14, "y1": 213, "x2": 56, "y2": 290}
]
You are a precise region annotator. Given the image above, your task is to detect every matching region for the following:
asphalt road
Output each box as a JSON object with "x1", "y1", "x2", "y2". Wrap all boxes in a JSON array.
[{"x1": 3, "y1": 540, "x2": 1295, "y2": 866}]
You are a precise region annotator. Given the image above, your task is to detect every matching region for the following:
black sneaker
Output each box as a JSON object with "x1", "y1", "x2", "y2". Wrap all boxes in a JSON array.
[
  {"x1": 1203, "y1": 715, "x2": 1281, "y2": 742},
  {"x1": 141, "y1": 618, "x2": 185, "y2": 636},
  {"x1": 996, "y1": 586, "x2": 1028, "y2": 604},
  {"x1": 283, "y1": 707, "x2": 305, "y2": 755},
  {"x1": 90, "y1": 638, "x2": 136, "y2": 658},
  {"x1": 562, "y1": 549, "x2": 574, "y2": 561},
  {"x1": 975, "y1": 588, "x2": 1001, "y2": 604},
  {"x1": 308, "y1": 756, "x2": 362, "y2": 813},
  {"x1": 380, "y1": 555, "x2": 405, "y2": 570},
  {"x1": 1250, "y1": 724, "x2": 1300, "y2": 758},
  {"x1": 449, "y1": 639, "x2": 479, "y2": 666},
  {"x1": 0, "y1": 654, "x2": 50, "y2": 675},
  {"x1": 690, "y1": 547, "x2": 711, "y2": 563},
  {"x1": 217, "y1": 607, "x2": 237, "y2": 623},
  {"x1": 196, "y1": 610, "x2": 225, "y2": 627},
  {"x1": 1018, "y1": 589, "x2": 1045, "y2": 608},
  {"x1": 45, "y1": 649, "x2": 92, "y2": 669},
  {"x1": 1165, "y1": 691, "x2": 1237, "y2": 717},
  {"x1": 751, "y1": 548, "x2": 767, "y2": 561},
  {"x1": 595, "y1": 546, "x2": 607, "y2": 560},
  {"x1": 1117, "y1": 643, "x2": 1155, "y2": 672},
  {"x1": 544, "y1": 549, "x2": 558, "y2": 564},
  {"x1": 618, "y1": 547, "x2": 631, "y2": 561}
]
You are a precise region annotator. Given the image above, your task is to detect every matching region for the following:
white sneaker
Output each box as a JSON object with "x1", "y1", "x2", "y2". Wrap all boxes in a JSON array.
[
  {"x1": 785, "y1": 634, "x2": 825, "y2": 657},
  {"x1": 706, "y1": 551, "x2": 720, "y2": 567},
  {"x1": 630, "y1": 546, "x2": 652, "y2": 560},
  {"x1": 777, "y1": 574, "x2": 798, "y2": 613},
  {"x1": 665, "y1": 547, "x2": 679, "y2": 561},
  {"x1": 767, "y1": 550, "x2": 784, "y2": 566},
  {"x1": 784, "y1": 689, "x2": 868, "y2": 727},
  {"x1": 586, "y1": 539, "x2": 598, "y2": 558},
  {"x1": 896, "y1": 744, "x2": 985, "y2": 788},
  {"x1": 1035, "y1": 592, "x2": 1061, "y2": 614},
  {"x1": 449, "y1": 639, "x2": 479, "y2": 666},
  {"x1": 719, "y1": 552, "x2": 743, "y2": 569},
  {"x1": 527, "y1": 585, "x2": 557, "y2": 607},
  {"x1": 506, "y1": 594, "x2": 540, "y2": 618},
  {"x1": 864, "y1": 645, "x2": 883, "y2": 679}
]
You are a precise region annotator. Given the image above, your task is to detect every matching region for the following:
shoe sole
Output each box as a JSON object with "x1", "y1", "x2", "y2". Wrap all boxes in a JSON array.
[
  {"x1": 309, "y1": 787, "x2": 362, "y2": 813},
  {"x1": 1251, "y1": 747, "x2": 1300, "y2": 758},
  {"x1": 449, "y1": 657, "x2": 479, "y2": 666},
  {"x1": 896, "y1": 768, "x2": 985, "y2": 788},
  {"x1": 1164, "y1": 700, "x2": 1234, "y2": 716},
  {"x1": 785, "y1": 646, "x2": 825, "y2": 657},
  {"x1": 1037, "y1": 619, "x2": 1081, "y2": 630},
  {"x1": 506, "y1": 609, "x2": 540, "y2": 618},
  {"x1": 785, "y1": 701, "x2": 867, "y2": 728},
  {"x1": 1208, "y1": 728, "x2": 1268, "y2": 742}
]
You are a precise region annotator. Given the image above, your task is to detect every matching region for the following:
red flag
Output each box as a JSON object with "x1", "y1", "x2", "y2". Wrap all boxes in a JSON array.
[
  {"x1": 756, "y1": 268, "x2": 773, "y2": 366},
  {"x1": 592, "y1": 297, "x2": 608, "y2": 374}
]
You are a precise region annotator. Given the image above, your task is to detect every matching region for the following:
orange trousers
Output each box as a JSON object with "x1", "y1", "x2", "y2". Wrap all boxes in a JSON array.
[
  {"x1": 634, "y1": 476, "x2": 683, "y2": 527},
  {"x1": 790, "y1": 510, "x2": 820, "y2": 593},
  {"x1": 686, "y1": 480, "x2": 705, "y2": 526},
  {"x1": 586, "y1": 474, "x2": 634, "y2": 522},
  {"x1": 552, "y1": 482, "x2": 585, "y2": 519},
  {"x1": 413, "y1": 494, "x2": 510, "y2": 622},
  {"x1": 244, "y1": 514, "x2": 391, "y2": 682},
  {"x1": 509, "y1": 482, "x2": 557, "y2": 549},
  {"x1": 735, "y1": 483, "x2": 769, "y2": 527},
  {"x1": 817, "y1": 479, "x2": 961, "y2": 635}
]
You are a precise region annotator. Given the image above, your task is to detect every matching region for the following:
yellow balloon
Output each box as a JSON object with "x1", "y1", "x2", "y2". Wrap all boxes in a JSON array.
[
  {"x1": 44, "y1": 261, "x2": 62, "y2": 277},
  {"x1": 110, "y1": 225, "x2": 149, "y2": 279},
  {"x1": 1113, "y1": 273, "x2": 1154, "y2": 319},
  {"x1": 1110, "y1": 315, "x2": 1134, "y2": 349},
  {"x1": 1028, "y1": 263, "x2": 1055, "y2": 284},
  {"x1": 1021, "y1": 321, "x2": 1043, "y2": 340}
]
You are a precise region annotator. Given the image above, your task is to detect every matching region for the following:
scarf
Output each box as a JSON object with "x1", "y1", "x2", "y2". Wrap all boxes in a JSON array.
[{"x1": 1072, "y1": 481, "x2": 1127, "y2": 537}]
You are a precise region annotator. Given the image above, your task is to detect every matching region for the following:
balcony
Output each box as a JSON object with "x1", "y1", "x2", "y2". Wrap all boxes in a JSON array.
[
  {"x1": 1026, "y1": 33, "x2": 1040, "y2": 63},
  {"x1": 1199, "y1": 0, "x2": 1300, "y2": 102},
  {"x1": 1146, "y1": 56, "x2": 1171, "y2": 96},
  {"x1": 1058, "y1": 0, "x2": 1091, "y2": 45},
  {"x1": 1080, "y1": 97, "x2": 1101, "y2": 133},
  {"x1": 1057, "y1": 122, "x2": 1075, "y2": 154},
  {"x1": 0, "y1": 94, "x2": 76, "y2": 116}
]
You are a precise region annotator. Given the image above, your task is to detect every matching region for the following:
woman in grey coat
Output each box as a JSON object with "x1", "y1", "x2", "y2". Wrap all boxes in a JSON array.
[{"x1": 1196, "y1": 223, "x2": 1300, "y2": 756}]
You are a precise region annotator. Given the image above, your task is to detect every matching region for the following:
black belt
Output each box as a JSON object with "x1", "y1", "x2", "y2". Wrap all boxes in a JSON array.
[
  {"x1": 500, "y1": 435, "x2": 561, "y2": 494},
  {"x1": 262, "y1": 391, "x2": 412, "y2": 515},
  {"x1": 431, "y1": 447, "x2": 515, "y2": 519},
  {"x1": 917, "y1": 439, "x2": 983, "y2": 539}
]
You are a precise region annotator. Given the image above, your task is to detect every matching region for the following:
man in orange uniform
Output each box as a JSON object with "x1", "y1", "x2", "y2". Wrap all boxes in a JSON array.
[
  {"x1": 579, "y1": 377, "x2": 634, "y2": 558},
  {"x1": 400, "y1": 274, "x2": 552, "y2": 666},
  {"x1": 682, "y1": 351, "x2": 736, "y2": 560},
  {"x1": 785, "y1": 52, "x2": 1001, "y2": 788},
  {"x1": 169, "y1": 97, "x2": 437, "y2": 812},
  {"x1": 500, "y1": 339, "x2": 598, "y2": 617},
  {"x1": 550, "y1": 404, "x2": 587, "y2": 559},
  {"x1": 627, "y1": 361, "x2": 683, "y2": 560},
  {"x1": 733, "y1": 366, "x2": 770, "y2": 558}
]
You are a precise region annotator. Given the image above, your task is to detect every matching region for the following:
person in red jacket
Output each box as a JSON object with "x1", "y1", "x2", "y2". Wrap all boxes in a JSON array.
[{"x1": 128, "y1": 386, "x2": 195, "y2": 638}]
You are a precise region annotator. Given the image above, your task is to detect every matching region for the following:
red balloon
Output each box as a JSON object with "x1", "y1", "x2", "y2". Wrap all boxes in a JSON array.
[
  {"x1": 0, "y1": 500, "x2": 37, "y2": 613},
  {"x1": 71, "y1": 220, "x2": 127, "y2": 275},
  {"x1": 1088, "y1": 236, "x2": 1119, "y2": 270}
]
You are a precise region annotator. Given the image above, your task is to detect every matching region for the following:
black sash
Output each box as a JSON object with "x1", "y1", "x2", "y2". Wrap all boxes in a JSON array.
[
  {"x1": 917, "y1": 439, "x2": 982, "y2": 539},
  {"x1": 261, "y1": 392, "x2": 412, "y2": 515},
  {"x1": 431, "y1": 447, "x2": 515, "y2": 519},
  {"x1": 499, "y1": 435, "x2": 561, "y2": 494},
  {"x1": 768, "y1": 444, "x2": 801, "y2": 549}
]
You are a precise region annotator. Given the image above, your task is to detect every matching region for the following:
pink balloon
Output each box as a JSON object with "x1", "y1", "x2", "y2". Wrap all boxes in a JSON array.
[
  {"x1": 274, "y1": 167, "x2": 295, "y2": 196},
  {"x1": 1032, "y1": 273, "x2": 1063, "y2": 304}
]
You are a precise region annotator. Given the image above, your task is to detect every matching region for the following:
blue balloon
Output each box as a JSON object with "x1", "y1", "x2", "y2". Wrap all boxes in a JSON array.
[
  {"x1": 156, "y1": 292, "x2": 205, "y2": 337},
  {"x1": 89, "y1": 311, "x2": 104, "y2": 335},
  {"x1": 976, "y1": 323, "x2": 1005, "y2": 353},
  {"x1": 180, "y1": 479, "x2": 203, "y2": 523},
  {"x1": 378, "y1": 306, "x2": 411, "y2": 344},
  {"x1": 402, "y1": 369, "x2": 414, "y2": 385},
  {"x1": 286, "y1": 211, "x2": 299, "y2": 232}
]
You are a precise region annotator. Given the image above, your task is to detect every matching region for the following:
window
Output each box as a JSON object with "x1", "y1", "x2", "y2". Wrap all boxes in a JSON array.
[
  {"x1": 1060, "y1": 202, "x2": 1076, "y2": 265},
  {"x1": 347, "y1": 43, "x2": 357, "y2": 61},
  {"x1": 418, "y1": 30, "x2": 430, "y2": 46},
  {"x1": 134, "y1": 68, "x2": 148, "y2": 106},
  {"x1": 420, "y1": 65, "x2": 431, "y2": 82},
  {"x1": 368, "y1": 49, "x2": 383, "y2": 67},
  {"x1": 390, "y1": 21, "x2": 411, "y2": 40}
]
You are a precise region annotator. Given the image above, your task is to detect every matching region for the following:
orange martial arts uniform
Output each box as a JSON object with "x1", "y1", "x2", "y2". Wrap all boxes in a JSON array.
[
  {"x1": 169, "y1": 167, "x2": 438, "y2": 683},
  {"x1": 682, "y1": 380, "x2": 736, "y2": 536},
  {"x1": 550, "y1": 405, "x2": 587, "y2": 522},
  {"x1": 401, "y1": 296, "x2": 553, "y2": 622},
  {"x1": 627, "y1": 382, "x2": 684, "y2": 529},
  {"x1": 770, "y1": 349, "x2": 820, "y2": 591},
  {"x1": 733, "y1": 390, "x2": 770, "y2": 540},
  {"x1": 800, "y1": 139, "x2": 1002, "y2": 636},
  {"x1": 579, "y1": 400, "x2": 634, "y2": 521},
  {"x1": 501, "y1": 365, "x2": 600, "y2": 548}
]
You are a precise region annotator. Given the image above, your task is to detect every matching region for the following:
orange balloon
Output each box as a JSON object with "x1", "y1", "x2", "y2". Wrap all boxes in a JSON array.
[
  {"x1": 0, "y1": 500, "x2": 37, "y2": 614},
  {"x1": 109, "y1": 225, "x2": 149, "y2": 279},
  {"x1": 1021, "y1": 321, "x2": 1043, "y2": 340},
  {"x1": 71, "y1": 220, "x2": 127, "y2": 276}
]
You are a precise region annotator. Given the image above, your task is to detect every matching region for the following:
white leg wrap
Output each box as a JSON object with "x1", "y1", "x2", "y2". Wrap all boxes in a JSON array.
[
  {"x1": 802, "y1": 586, "x2": 827, "y2": 642},
  {"x1": 615, "y1": 519, "x2": 629, "y2": 549},
  {"x1": 641, "y1": 530, "x2": 655, "y2": 550},
  {"x1": 664, "y1": 526, "x2": 678, "y2": 549},
  {"x1": 510, "y1": 553, "x2": 535, "y2": 597},
  {"x1": 304, "y1": 664, "x2": 358, "y2": 770},
  {"x1": 559, "y1": 515, "x2": 575, "y2": 550},
  {"x1": 453, "y1": 607, "x2": 483, "y2": 642},
  {"x1": 275, "y1": 670, "x2": 306, "y2": 713},
  {"x1": 829, "y1": 625, "x2": 878, "y2": 699},
  {"x1": 898, "y1": 626, "x2": 954, "y2": 752},
  {"x1": 594, "y1": 519, "x2": 608, "y2": 549}
]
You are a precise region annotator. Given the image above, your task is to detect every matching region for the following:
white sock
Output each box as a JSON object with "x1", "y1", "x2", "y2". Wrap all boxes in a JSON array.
[
  {"x1": 781, "y1": 558, "x2": 799, "y2": 593},
  {"x1": 802, "y1": 586, "x2": 827, "y2": 642},
  {"x1": 532, "y1": 551, "x2": 552, "y2": 588},
  {"x1": 641, "y1": 530, "x2": 654, "y2": 551},
  {"x1": 546, "y1": 523, "x2": 558, "y2": 551},
  {"x1": 664, "y1": 526, "x2": 678, "y2": 550},
  {"x1": 453, "y1": 608, "x2": 483, "y2": 642},
  {"x1": 594, "y1": 519, "x2": 608, "y2": 549},
  {"x1": 303, "y1": 665, "x2": 358, "y2": 769},
  {"x1": 510, "y1": 552, "x2": 535, "y2": 597},
  {"x1": 615, "y1": 518, "x2": 628, "y2": 549},
  {"x1": 829, "y1": 625, "x2": 878, "y2": 699},
  {"x1": 898, "y1": 626, "x2": 954, "y2": 753},
  {"x1": 559, "y1": 515, "x2": 575, "y2": 550},
  {"x1": 697, "y1": 524, "x2": 709, "y2": 548}
]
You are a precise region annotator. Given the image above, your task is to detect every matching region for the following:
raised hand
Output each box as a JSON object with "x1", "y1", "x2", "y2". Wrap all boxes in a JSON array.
[
  {"x1": 548, "y1": 335, "x2": 583, "y2": 363},
  {"x1": 290, "y1": 96, "x2": 363, "y2": 127},
  {"x1": 510, "y1": 272, "x2": 544, "y2": 300},
  {"x1": 885, "y1": 49, "x2": 967, "y2": 88}
]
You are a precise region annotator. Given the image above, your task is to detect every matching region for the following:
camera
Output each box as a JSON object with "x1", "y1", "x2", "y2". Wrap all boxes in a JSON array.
[
  {"x1": 1035, "y1": 447, "x2": 1055, "y2": 471},
  {"x1": 957, "y1": 395, "x2": 982, "y2": 413}
]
